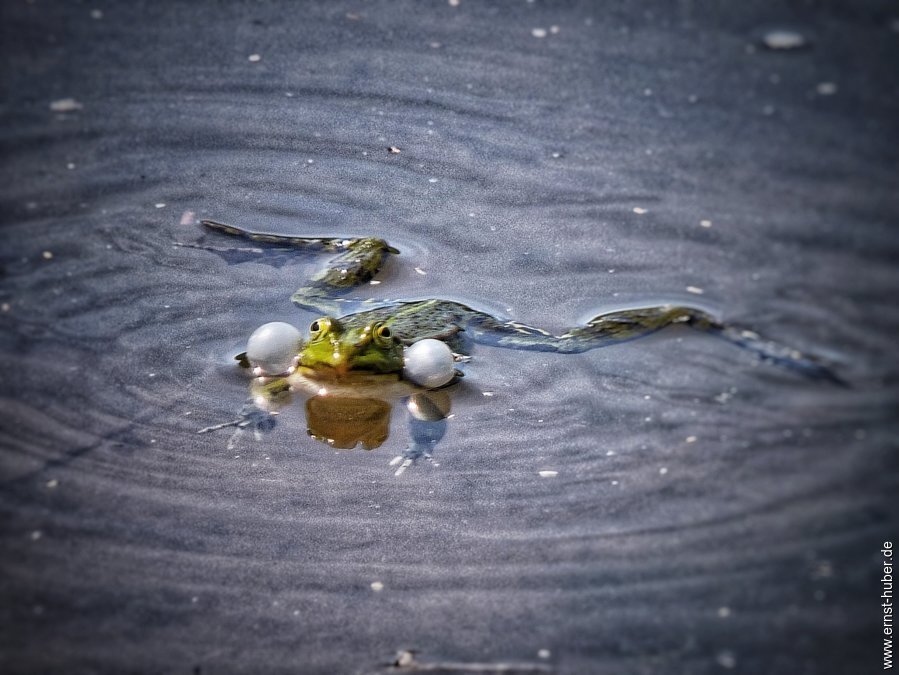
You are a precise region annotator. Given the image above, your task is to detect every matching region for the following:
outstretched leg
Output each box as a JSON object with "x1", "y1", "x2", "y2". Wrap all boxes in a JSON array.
[
  {"x1": 197, "y1": 220, "x2": 399, "y2": 316},
  {"x1": 466, "y1": 304, "x2": 841, "y2": 382}
]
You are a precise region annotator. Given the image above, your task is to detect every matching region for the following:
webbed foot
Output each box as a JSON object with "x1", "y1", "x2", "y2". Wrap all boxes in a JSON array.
[{"x1": 198, "y1": 402, "x2": 278, "y2": 449}]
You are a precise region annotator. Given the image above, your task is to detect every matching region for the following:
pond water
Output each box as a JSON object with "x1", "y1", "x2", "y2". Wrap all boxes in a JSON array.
[{"x1": 2, "y1": 2, "x2": 897, "y2": 673}]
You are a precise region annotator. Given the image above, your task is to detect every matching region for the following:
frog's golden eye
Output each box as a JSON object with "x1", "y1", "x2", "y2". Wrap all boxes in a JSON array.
[
  {"x1": 373, "y1": 323, "x2": 394, "y2": 345},
  {"x1": 309, "y1": 317, "x2": 332, "y2": 340}
]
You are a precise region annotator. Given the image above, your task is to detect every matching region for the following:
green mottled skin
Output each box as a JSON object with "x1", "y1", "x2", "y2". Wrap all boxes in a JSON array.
[{"x1": 200, "y1": 220, "x2": 838, "y2": 382}]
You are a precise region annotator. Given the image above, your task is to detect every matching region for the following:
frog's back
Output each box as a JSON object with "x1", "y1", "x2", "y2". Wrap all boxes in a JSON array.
[{"x1": 341, "y1": 299, "x2": 474, "y2": 348}]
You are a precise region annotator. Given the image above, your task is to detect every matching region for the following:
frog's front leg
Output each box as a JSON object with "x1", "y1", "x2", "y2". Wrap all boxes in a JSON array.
[{"x1": 198, "y1": 401, "x2": 279, "y2": 449}]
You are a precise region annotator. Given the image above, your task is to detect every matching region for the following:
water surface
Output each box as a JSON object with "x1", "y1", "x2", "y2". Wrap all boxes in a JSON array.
[{"x1": 2, "y1": 1, "x2": 898, "y2": 673}]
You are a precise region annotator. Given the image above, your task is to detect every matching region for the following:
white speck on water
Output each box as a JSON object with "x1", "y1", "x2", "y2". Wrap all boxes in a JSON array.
[
  {"x1": 633, "y1": 207, "x2": 648, "y2": 214},
  {"x1": 191, "y1": 596, "x2": 199, "y2": 604},
  {"x1": 532, "y1": 27, "x2": 548, "y2": 38},
  {"x1": 30, "y1": 530, "x2": 42, "y2": 541},
  {"x1": 42, "y1": 251, "x2": 53, "y2": 260},
  {"x1": 716, "y1": 650, "x2": 737, "y2": 669},
  {"x1": 762, "y1": 29, "x2": 806, "y2": 50},
  {"x1": 686, "y1": 286, "x2": 704, "y2": 294},
  {"x1": 550, "y1": 25, "x2": 560, "y2": 34},
  {"x1": 1, "y1": 303, "x2": 9, "y2": 312},
  {"x1": 449, "y1": 0, "x2": 460, "y2": 6},
  {"x1": 285, "y1": 92, "x2": 294, "y2": 97},
  {"x1": 611, "y1": 480, "x2": 619, "y2": 486},
  {"x1": 428, "y1": 177, "x2": 438, "y2": 183},
  {"x1": 659, "y1": 467, "x2": 668, "y2": 475},
  {"x1": 46, "y1": 479, "x2": 59, "y2": 489},
  {"x1": 148, "y1": 373, "x2": 156, "y2": 378},
  {"x1": 66, "y1": 162, "x2": 76, "y2": 170},
  {"x1": 482, "y1": 391, "x2": 495, "y2": 397},
  {"x1": 700, "y1": 219, "x2": 712, "y2": 228},
  {"x1": 414, "y1": 267, "x2": 427, "y2": 275},
  {"x1": 816, "y1": 82, "x2": 838, "y2": 95},
  {"x1": 154, "y1": 203, "x2": 166, "y2": 209},
  {"x1": 248, "y1": 53, "x2": 261, "y2": 62},
  {"x1": 538, "y1": 649, "x2": 551, "y2": 659},
  {"x1": 429, "y1": 41, "x2": 441, "y2": 49},
  {"x1": 606, "y1": 450, "x2": 615, "y2": 456},
  {"x1": 369, "y1": 279, "x2": 381, "y2": 285},
  {"x1": 718, "y1": 606, "x2": 732, "y2": 618},
  {"x1": 643, "y1": 88, "x2": 653, "y2": 96},
  {"x1": 686, "y1": 435, "x2": 697, "y2": 443},
  {"x1": 538, "y1": 470, "x2": 558, "y2": 478},
  {"x1": 50, "y1": 98, "x2": 83, "y2": 112},
  {"x1": 644, "y1": 394, "x2": 651, "y2": 400},
  {"x1": 90, "y1": 8, "x2": 103, "y2": 19},
  {"x1": 370, "y1": 581, "x2": 384, "y2": 592},
  {"x1": 306, "y1": 159, "x2": 314, "y2": 164}
]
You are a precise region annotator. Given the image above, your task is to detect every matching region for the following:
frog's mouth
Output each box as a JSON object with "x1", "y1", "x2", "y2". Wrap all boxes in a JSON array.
[{"x1": 296, "y1": 364, "x2": 402, "y2": 384}]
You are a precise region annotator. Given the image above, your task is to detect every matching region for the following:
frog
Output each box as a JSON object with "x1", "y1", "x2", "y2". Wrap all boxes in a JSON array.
[{"x1": 193, "y1": 219, "x2": 838, "y2": 383}]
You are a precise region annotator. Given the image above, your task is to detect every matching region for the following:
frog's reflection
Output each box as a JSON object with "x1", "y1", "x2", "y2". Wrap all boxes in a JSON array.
[
  {"x1": 305, "y1": 396, "x2": 391, "y2": 450},
  {"x1": 206, "y1": 372, "x2": 456, "y2": 475}
]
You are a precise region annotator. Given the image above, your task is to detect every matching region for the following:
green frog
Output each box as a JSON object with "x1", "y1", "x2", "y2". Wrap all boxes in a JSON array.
[{"x1": 196, "y1": 219, "x2": 837, "y2": 383}]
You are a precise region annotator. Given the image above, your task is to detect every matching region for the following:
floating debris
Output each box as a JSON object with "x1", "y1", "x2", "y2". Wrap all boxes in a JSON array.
[
  {"x1": 50, "y1": 98, "x2": 83, "y2": 112},
  {"x1": 387, "y1": 146, "x2": 401, "y2": 154},
  {"x1": 686, "y1": 286, "x2": 704, "y2": 294},
  {"x1": 686, "y1": 435, "x2": 697, "y2": 443},
  {"x1": 700, "y1": 219, "x2": 712, "y2": 228},
  {"x1": 154, "y1": 203, "x2": 166, "y2": 209},
  {"x1": 248, "y1": 53, "x2": 261, "y2": 62},
  {"x1": 716, "y1": 650, "x2": 737, "y2": 669},
  {"x1": 633, "y1": 207, "x2": 648, "y2": 215},
  {"x1": 370, "y1": 581, "x2": 384, "y2": 592},
  {"x1": 532, "y1": 27, "x2": 548, "y2": 38},
  {"x1": 42, "y1": 251, "x2": 53, "y2": 260},
  {"x1": 762, "y1": 29, "x2": 807, "y2": 50},
  {"x1": 538, "y1": 470, "x2": 558, "y2": 478},
  {"x1": 449, "y1": 0, "x2": 460, "y2": 6}
]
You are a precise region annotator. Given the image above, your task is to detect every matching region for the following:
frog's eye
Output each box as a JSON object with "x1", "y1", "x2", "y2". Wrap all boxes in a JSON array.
[
  {"x1": 373, "y1": 323, "x2": 394, "y2": 345},
  {"x1": 309, "y1": 317, "x2": 332, "y2": 341}
]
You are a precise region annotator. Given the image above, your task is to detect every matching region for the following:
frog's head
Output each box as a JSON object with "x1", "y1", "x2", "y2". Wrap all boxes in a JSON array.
[{"x1": 298, "y1": 316, "x2": 404, "y2": 376}]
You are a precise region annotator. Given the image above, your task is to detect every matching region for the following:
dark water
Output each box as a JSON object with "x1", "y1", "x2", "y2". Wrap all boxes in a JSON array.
[{"x1": 2, "y1": 1, "x2": 898, "y2": 673}]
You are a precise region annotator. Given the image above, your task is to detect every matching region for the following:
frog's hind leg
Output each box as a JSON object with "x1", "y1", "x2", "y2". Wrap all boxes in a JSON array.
[
  {"x1": 469, "y1": 304, "x2": 842, "y2": 382},
  {"x1": 467, "y1": 304, "x2": 703, "y2": 353},
  {"x1": 198, "y1": 220, "x2": 400, "y2": 317}
]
